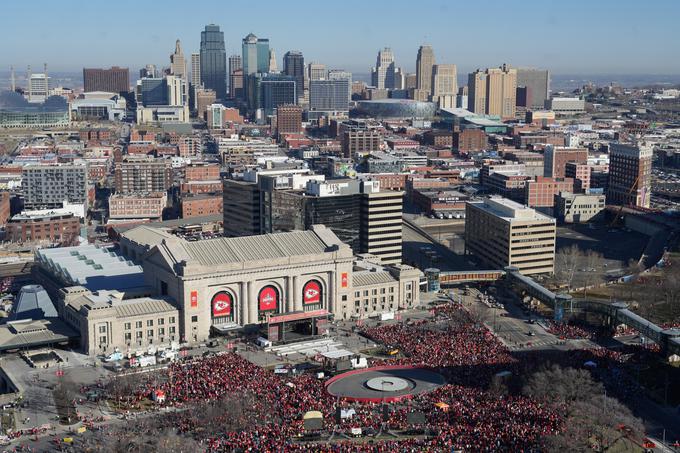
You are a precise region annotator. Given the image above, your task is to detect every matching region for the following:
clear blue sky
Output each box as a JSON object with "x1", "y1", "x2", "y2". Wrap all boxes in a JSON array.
[{"x1": 3, "y1": 0, "x2": 680, "y2": 75}]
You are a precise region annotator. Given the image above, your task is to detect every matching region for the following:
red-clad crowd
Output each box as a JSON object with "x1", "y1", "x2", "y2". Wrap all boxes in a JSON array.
[
  {"x1": 546, "y1": 320, "x2": 598, "y2": 339},
  {"x1": 115, "y1": 303, "x2": 564, "y2": 451}
]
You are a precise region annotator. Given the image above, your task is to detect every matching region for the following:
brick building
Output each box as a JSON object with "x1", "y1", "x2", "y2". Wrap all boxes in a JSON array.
[
  {"x1": 108, "y1": 193, "x2": 166, "y2": 220},
  {"x1": 185, "y1": 162, "x2": 220, "y2": 182},
  {"x1": 180, "y1": 194, "x2": 223, "y2": 218},
  {"x1": 525, "y1": 176, "x2": 574, "y2": 208},
  {"x1": 6, "y1": 213, "x2": 80, "y2": 244},
  {"x1": 0, "y1": 191, "x2": 10, "y2": 226},
  {"x1": 544, "y1": 146, "x2": 588, "y2": 179},
  {"x1": 565, "y1": 162, "x2": 591, "y2": 192},
  {"x1": 421, "y1": 130, "x2": 453, "y2": 148},
  {"x1": 453, "y1": 128, "x2": 487, "y2": 155},
  {"x1": 276, "y1": 105, "x2": 303, "y2": 137},
  {"x1": 114, "y1": 157, "x2": 172, "y2": 194}
]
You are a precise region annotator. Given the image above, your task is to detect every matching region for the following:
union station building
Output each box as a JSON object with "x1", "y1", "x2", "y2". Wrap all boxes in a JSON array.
[{"x1": 35, "y1": 224, "x2": 421, "y2": 354}]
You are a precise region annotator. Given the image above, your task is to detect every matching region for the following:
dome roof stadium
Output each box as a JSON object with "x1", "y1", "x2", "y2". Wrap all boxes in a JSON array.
[{"x1": 351, "y1": 99, "x2": 437, "y2": 119}]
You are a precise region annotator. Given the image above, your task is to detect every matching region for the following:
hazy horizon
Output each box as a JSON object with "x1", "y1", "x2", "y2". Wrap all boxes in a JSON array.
[{"x1": 3, "y1": 0, "x2": 680, "y2": 76}]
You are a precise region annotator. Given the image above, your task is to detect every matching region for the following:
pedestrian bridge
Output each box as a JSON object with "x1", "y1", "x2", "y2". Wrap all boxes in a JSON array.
[{"x1": 505, "y1": 266, "x2": 680, "y2": 357}]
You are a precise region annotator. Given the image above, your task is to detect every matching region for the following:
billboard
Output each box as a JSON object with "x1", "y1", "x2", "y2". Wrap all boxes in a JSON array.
[
  {"x1": 259, "y1": 286, "x2": 278, "y2": 312},
  {"x1": 303, "y1": 280, "x2": 322, "y2": 305},
  {"x1": 211, "y1": 292, "x2": 232, "y2": 318}
]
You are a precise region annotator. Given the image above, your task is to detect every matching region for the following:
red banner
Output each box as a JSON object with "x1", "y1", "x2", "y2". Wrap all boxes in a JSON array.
[
  {"x1": 341, "y1": 272, "x2": 348, "y2": 288},
  {"x1": 190, "y1": 290, "x2": 198, "y2": 308},
  {"x1": 303, "y1": 280, "x2": 321, "y2": 305},
  {"x1": 212, "y1": 292, "x2": 232, "y2": 317},
  {"x1": 259, "y1": 286, "x2": 278, "y2": 312}
]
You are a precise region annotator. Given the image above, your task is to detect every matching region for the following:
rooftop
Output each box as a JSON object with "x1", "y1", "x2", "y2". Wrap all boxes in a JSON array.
[
  {"x1": 469, "y1": 197, "x2": 555, "y2": 223},
  {"x1": 36, "y1": 244, "x2": 145, "y2": 291}
]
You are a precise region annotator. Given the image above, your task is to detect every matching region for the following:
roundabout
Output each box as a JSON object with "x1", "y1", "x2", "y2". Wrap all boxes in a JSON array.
[{"x1": 325, "y1": 365, "x2": 446, "y2": 402}]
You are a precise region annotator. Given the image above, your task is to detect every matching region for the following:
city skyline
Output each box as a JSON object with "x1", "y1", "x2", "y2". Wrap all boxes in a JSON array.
[{"x1": 3, "y1": 0, "x2": 680, "y2": 75}]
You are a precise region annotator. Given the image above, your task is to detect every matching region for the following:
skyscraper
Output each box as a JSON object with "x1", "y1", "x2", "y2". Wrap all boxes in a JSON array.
[
  {"x1": 431, "y1": 64, "x2": 457, "y2": 108},
  {"x1": 415, "y1": 45, "x2": 435, "y2": 100},
  {"x1": 283, "y1": 51, "x2": 304, "y2": 97},
  {"x1": 307, "y1": 63, "x2": 327, "y2": 81},
  {"x1": 467, "y1": 71, "x2": 487, "y2": 114},
  {"x1": 190, "y1": 53, "x2": 200, "y2": 87},
  {"x1": 228, "y1": 54, "x2": 241, "y2": 96},
  {"x1": 309, "y1": 79, "x2": 350, "y2": 118},
  {"x1": 170, "y1": 39, "x2": 187, "y2": 79},
  {"x1": 467, "y1": 64, "x2": 517, "y2": 120},
  {"x1": 200, "y1": 24, "x2": 227, "y2": 100},
  {"x1": 371, "y1": 48, "x2": 396, "y2": 90},
  {"x1": 328, "y1": 69, "x2": 352, "y2": 101},
  {"x1": 517, "y1": 68, "x2": 550, "y2": 110},
  {"x1": 242, "y1": 33, "x2": 270, "y2": 75}
]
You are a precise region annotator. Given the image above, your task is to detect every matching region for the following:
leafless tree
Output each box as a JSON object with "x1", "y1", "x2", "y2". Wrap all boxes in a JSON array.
[
  {"x1": 524, "y1": 365, "x2": 644, "y2": 452},
  {"x1": 523, "y1": 364, "x2": 603, "y2": 404},
  {"x1": 554, "y1": 245, "x2": 582, "y2": 291}
]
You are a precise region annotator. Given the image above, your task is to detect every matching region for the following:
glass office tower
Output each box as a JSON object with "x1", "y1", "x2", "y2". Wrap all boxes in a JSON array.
[{"x1": 200, "y1": 24, "x2": 227, "y2": 100}]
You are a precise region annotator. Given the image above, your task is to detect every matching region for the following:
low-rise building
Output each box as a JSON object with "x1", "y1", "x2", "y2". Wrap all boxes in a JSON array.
[
  {"x1": 553, "y1": 192, "x2": 606, "y2": 223},
  {"x1": 180, "y1": 194, "x2": 223, "y2": 218},
  {"x1": 108, "y1": 193, "x2": 166, "y2": 220},
  {"x1": 5, "y1": 212, "x2": 80, "y2": 244}
]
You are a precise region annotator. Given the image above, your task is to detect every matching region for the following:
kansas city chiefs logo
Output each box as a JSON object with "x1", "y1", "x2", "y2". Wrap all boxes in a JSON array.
[
  {"x1": 305, "y1": 288, "x2": 319, "y2": 299},
  {"x1": 214, "y1": 300, "x2": 230, "y2": 311}
]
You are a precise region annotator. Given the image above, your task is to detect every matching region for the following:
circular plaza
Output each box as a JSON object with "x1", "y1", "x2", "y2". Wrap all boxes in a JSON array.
[{"x1": 325, "y1": 365, "x2": 446, "y2": 403}]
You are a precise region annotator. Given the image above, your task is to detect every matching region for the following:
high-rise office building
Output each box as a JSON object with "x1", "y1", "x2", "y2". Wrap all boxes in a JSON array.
[
  {"x1": 309, "y1": 79, "x2": 350, "y2": 115},
  {"x1": 371, "y1": 48, "x2": 396, "y2": 90},
  {"x1": 83, "y1": 66, "x2": 129, "y2": 93},
  {"x1": 467, "y1": 71, "x2": 487, "y2": 114},
  {"x1": 431, "y1": 64, "x2": 457, "y2": 108},
  {"x1": 415, "y1": 45, "x2": 435, "y2": 99},
  {"x1": 228, "y1": 55, "x2": 242, "y2": 77},
  {"x1": 230, "y1": 69, "x2": 244, "y2": 100},
  {"x1": 465, "y1": 197, "x2": 556, "y2": 275},
  {"x1": 190, "y1": 53, "x2": 200, "y2": 87},
  {"x1": 242, "y1": 33, "x2": 270, "y2": 75},
  {"x1": 138, "y1": 78, "x2": 168, "y2": 106},
  {"x1": 228, "y1": 54, "x2": 241, "y2": 96},
  {"x1": 283, "y1": 51, "x2": 304, "y2": 98},
  {"x1": 276, "y1": 104, "x2": 303, "y2": 136},
  {"x1": 328, "y1": 69, "x2": 352, "y2": 101},
  {"x1": 250, "y1": 74, "x2": 297, "y2": 115},
  {"x1": 607, "y1": 142, "x2": 652, "y2": 208},
  {"x1": 170, "y1": 39, "x2": 187, "y2": 78},
  {"x1": 467, "y1": 64, "x2": 517, "y2": 120},
  {"x1": 517, "y1": 68, "x2": 550, "y2": 110},
  {"x1": 200, "y1": 24, "x2": 227, "y2": 100},
  {"x1": 307, "y1": 63, "x2": 327, "y2": 82}
]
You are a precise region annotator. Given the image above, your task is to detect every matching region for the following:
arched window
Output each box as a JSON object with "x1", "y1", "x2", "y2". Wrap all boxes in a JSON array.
[
  {"x1": 258, "y1": 285, "x2": 279, "y2": 315},
  {"x1": 211, "y1": 291, "x2": 235, "y2": 324},
  {"x1": 302, "y1": 280, "x2": 323, "y2": 311}
]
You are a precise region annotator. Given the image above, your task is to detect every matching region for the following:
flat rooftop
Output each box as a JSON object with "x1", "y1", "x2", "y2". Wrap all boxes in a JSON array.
[{"x1": 468, "y1": 197, "x2": 555, "y2": 223}]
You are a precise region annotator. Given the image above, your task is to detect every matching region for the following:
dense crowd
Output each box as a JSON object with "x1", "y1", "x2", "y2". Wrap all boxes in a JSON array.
[
  {"x1": 546, "y1": 320, "x2": 598, "y2": 339},
  {"x1": 114, "y1": 303, "x2": 564, "y2": 451}
]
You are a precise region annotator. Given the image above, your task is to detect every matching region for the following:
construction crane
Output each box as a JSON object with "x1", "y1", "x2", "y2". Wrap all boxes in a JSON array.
[{"x1": 608, "y1": 173, "x2": 641, "y2": 228}]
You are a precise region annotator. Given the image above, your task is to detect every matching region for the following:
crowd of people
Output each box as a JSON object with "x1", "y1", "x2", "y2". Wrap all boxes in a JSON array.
[
  {"x1": 105, "y1": 300, "x2": 668, "y2": 452},
  {"x1": 111, "y1": 303, "x2": 565, "y2": 451},
  {"x1": 545, "y1": 320, "x2": 598, "y2": 339}
]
